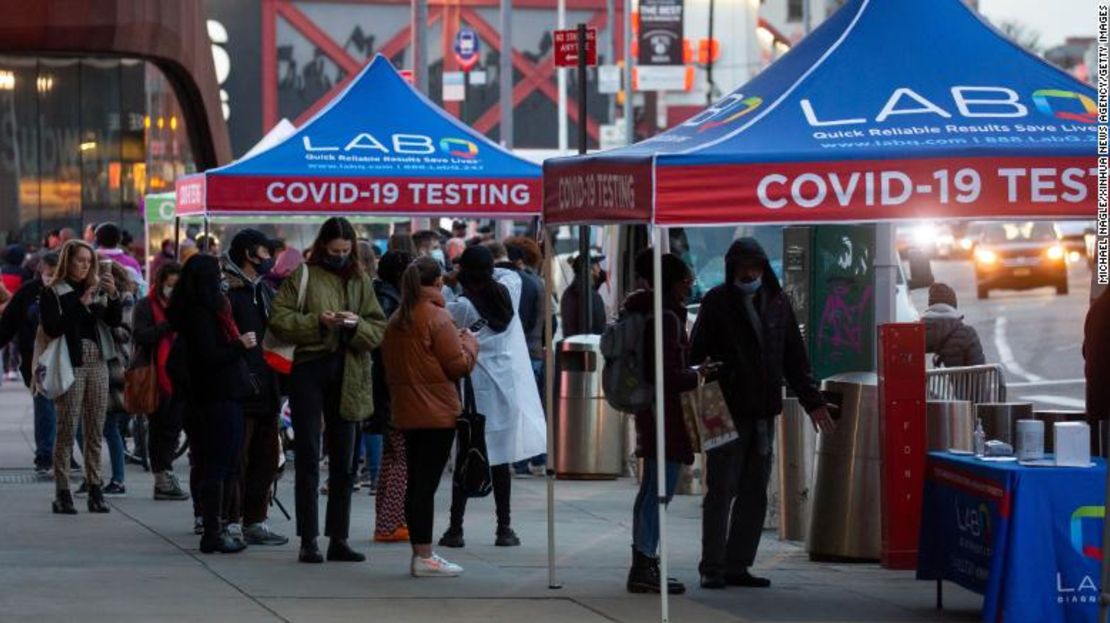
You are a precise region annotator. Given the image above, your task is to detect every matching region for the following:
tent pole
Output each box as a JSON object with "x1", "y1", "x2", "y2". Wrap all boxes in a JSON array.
[
  {"x1": 543, "y1": 225, "x2": 562, "y2": 590},
  {"x1": 651, "y1": 228, "x2": 669, "y2": 623},
  {"x1": 173, "y1": 216, "x2": 180, "y2": 262}
]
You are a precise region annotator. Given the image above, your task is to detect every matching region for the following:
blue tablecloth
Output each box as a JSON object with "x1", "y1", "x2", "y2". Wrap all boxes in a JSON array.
[{"x1": 917, "y1": 453, "x2": 1106, "y2": 623}]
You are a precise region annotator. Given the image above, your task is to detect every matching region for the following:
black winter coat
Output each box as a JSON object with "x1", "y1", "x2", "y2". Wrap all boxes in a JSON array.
[
  {"x1": 0, "y1": 277, "x2": 45, "y2": 386},
  {"x1": 225, "y1": 272, "x2": 280, "y2": 417},
  {"x1": 1085, "y1": 289, "x2": 1110, "y2": 422},
  {"x1": 922, "y1": 304, "x2": 985, "y2": 368},
  {"x1": 40, "y1": 281, "x2": 123, "y2": 368},
  {"x1": 625, "y1": 290, "x2": 699, "y2": 465},
  {"x1": 172, "y1": 309, "x2": 252, "y2": 404},
  {"x1": 560, "y1": 277, "x2": 606, "y2": 337},
  {"x1": 690, "y1": 241, "x2": 824, "y2": 422}
]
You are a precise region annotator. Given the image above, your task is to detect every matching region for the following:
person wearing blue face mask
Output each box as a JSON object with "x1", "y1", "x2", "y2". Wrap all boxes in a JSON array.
[
  {"x1": 269, "y1": 217, "x2": 388, "y2": 564},
  {"x1": 690, "y1": 237, "x2": 835, "y2": 590}
]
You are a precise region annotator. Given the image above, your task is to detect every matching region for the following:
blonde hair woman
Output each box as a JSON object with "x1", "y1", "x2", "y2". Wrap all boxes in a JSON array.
[{"x1": 40, "y1": 240, "x2": 124, "y2": 514}]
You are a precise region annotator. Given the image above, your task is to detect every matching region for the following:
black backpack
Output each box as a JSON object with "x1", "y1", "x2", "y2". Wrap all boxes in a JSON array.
[{"x1": 454, "y1": 376, "x2": 493, "y2": 498}]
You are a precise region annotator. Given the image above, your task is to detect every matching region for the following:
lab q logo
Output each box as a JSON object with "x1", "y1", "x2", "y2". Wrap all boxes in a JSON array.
[
  {"x1": 1071, "y1": 505, "x2": 1105, "y2": 561},
  {"x1": 1033, "y1": 89, "x2": 1098, "y2": 124},
  {"x1": 680, "y1": 94, "x2": 765, "y2": 134}
]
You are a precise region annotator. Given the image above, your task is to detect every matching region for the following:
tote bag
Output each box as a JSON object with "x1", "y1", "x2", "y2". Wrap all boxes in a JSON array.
[
  {"x1": 680, "y1": 379, "x2": 739, "y2": 452},
  {"x1": 454, "y1": 376, "x2": 493, "y2": 499},
  {"x1": 262, "y1": 266, "x2": 309, "y2": 374},
  {"x1": 30, "y1": 288, "x2": 74, "y2": 400}
]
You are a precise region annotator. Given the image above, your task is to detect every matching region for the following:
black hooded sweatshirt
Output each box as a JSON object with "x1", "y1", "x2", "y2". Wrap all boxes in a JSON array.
[{"x1": 690, "y1": 238, "x2": 824, "y2": 422}]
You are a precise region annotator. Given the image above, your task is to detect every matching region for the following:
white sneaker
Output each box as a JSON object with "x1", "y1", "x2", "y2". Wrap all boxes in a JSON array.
[{"x1": 411, "y1": 554, "x2": 463, "y2": 577}]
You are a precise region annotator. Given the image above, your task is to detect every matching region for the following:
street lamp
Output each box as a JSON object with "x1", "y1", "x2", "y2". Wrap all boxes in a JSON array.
[{"x1": 0, "y1": 70, "x2": 14, "y2": 91}]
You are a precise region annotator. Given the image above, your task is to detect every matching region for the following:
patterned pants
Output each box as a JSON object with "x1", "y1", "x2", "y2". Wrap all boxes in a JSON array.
[
  {"x1": 374, "y1": 429, "x2": 408, "y2": 535},
  {"x1": 53, "y1": 340, "x2": 108, "y2": 491}
]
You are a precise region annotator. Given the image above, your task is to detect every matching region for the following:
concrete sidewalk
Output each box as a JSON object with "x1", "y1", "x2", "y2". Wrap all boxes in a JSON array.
[{"x1": 0, "y1": 384, "x2": 981, "y2": 622}]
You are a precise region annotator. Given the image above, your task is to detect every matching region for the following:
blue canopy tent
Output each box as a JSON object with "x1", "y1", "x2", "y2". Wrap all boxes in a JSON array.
[
  {"x1": 542, "y1": 0, "x2": 1097, "y2": 621},
  {"x1": 176, "y1": 55, "x2": 541, "y2": 219}
]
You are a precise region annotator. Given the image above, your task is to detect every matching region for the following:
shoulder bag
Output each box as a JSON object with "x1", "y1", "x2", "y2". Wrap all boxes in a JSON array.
[{"x1": 262, "y1": 266, "x2": 309, "y2": 374}]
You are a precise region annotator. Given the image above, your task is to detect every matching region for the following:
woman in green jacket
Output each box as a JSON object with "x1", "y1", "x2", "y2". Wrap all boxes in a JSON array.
[{"x1": 269, "y1": 217, "x2": 387, "y2": 564}]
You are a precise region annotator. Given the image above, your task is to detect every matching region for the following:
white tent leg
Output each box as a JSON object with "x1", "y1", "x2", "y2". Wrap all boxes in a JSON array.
[
  {"x1": 651, "y1": 228, "x2": 670, "y2": 623},
  {"x1": 543, "y1": 226, "x2": 562, "y2": 590}
]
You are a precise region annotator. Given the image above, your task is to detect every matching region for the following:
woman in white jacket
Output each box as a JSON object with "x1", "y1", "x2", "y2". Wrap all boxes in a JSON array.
[{"x1": 439, "y1": 246, "x2": 546, "y2": 548}]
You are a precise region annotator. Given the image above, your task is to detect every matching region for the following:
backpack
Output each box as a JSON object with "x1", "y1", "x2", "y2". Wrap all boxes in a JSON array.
[{"x1": 600, "y1": 310, "x2": 653, "y2": 412}]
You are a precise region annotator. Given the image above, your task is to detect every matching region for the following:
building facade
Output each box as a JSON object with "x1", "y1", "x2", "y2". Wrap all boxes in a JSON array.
[{"x1": 0, "y1": 0, "x2": 228, "y2": 248}]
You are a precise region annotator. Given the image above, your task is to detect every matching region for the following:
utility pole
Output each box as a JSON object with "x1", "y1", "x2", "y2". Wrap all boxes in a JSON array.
[
  {"x1": 622, "y1": 0, "x2": 633, "y2": 145},
  {"x1": 500, "y1": 0, "x2": 514, "y2": 147},
  {"x1": 413, "y1": 0, "x2": 428, "y2": 94},
  {"x1": 557, "y1": 0, "x2": 568, "y2": 150}
]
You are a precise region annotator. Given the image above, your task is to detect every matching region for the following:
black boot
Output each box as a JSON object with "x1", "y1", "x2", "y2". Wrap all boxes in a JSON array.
[
  {"x1": 438, "y1": 525, "x2": 465, "y2": 548},
  {"x1": 87, "y1": 485, "x2": 111, "y2": 514},
  {"x1": 495, "y1": 525, "x2": 521, "y2": 547},
  {"x1": 52, "y1": 489, "x2": 77, "y2": 515},
  {"x1": 299, "y1": 538, "x2": 324, "y2": 563},
  {"x1": 627, "y1": 547, "x2": 662, "y2": 593},
  {"x1": 648, "y1": 556, "x2": 687, "y2": 594},
  {"x1": 327, "y1": 538, "x2": 366, "y2": 562}
]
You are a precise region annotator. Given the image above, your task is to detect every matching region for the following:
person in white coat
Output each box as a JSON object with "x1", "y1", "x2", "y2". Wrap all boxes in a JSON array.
[{"x1": 438, "y1": 246, "x2": 546, "y2": 548}]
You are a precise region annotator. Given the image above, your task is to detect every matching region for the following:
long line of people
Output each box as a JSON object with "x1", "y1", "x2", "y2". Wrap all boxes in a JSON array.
[{"x1": 5, "y1": 217, "x2": 847, "y2": 593}]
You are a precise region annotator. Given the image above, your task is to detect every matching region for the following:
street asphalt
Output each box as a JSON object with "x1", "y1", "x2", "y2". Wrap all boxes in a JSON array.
[{"x1": 0, "y1": 383, "x2": 983, "y2": 622}]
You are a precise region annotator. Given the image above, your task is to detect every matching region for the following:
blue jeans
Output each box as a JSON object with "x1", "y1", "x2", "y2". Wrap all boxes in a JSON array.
[
  {"x1": 102, "y1": 411, "x2": 127, "y2": 484},
  {"x1": 632, "y1": 459, "x2": 681, "y2": 557},
  {"x1": 361, "y1": 433, "x2": 383, "y2": 482},
  {"x1": 33, "y1": 394, "x2": 57, "y2": 469}
]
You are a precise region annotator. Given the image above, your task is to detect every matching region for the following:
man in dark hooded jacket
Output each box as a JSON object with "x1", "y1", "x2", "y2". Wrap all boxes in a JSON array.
[
  {"x1": 222, "y1": 229, "x2": 288, "y2": 546},
  {"x1": 1085, "y1": 288, "x2": 1110, "y2": 446},
  {"x1": 690, "y1": 238, "x2": 834, "y2": 589}
]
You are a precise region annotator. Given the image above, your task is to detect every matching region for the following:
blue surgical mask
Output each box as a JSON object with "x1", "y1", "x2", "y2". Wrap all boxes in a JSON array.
[
  {"x1": 430, "y1": 248, "x2": 446, "y2": 266},
  {"x1": 736, "y1": 277, "x2": 762, "y2": 294}
]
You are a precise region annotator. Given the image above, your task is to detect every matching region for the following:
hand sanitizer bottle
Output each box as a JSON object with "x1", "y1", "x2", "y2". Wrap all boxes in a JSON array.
[{"x1": 973, "y1": 418, "x2": 986, "y2": 457}]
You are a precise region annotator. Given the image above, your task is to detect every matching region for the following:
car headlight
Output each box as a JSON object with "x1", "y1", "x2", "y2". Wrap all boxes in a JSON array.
[
  {"x1": 975, "y1": 248, "x2": 998, "y2": 265},
  {"x1": 1046, "y1": 245, "x2": 1065, "y2": 261}
]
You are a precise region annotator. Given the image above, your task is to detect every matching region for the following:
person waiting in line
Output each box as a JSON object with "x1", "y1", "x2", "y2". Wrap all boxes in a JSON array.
[
  {"x1": 221, "y1": 229, "x2": 289, "y2": 547},
  {"x1": 41, "y1": 240, "x2": 123, "y2": 515},
  {"x1": 167, "y1": 255, "x2": 255, "y2": 554},
  {"x1": 269, "y1": 217, "x2": 387, "y2": 564},
  {"x1": 439, "y1": 246, "x2": 547, "y2": 549},
  {"x1": 494, "y1": 240, "x2": 547, "y2": 477},
  {"x1": 445, "y1": 221, "x2": 468, "y2": 263},
  {"x1": 149, "y1": 239, "x2": 177, "y2": 286},
  {"x1": 624, "y1": 251, "x2": 704, "y2": 595},
  {"x1": 1084, "y1": 287, "x2": 1110, "y2": 447},
  {"x1": 372, "y1": 251, "x2": 413, "y2": 542},
  {"x1": 352, "y1": 238, "x2": 382, "y2": 493},
  {"x1": 560, "y1": 252, "x2": 607, "y2": 337},
  {"x1": 412, "y1": 230, "x2": 445, "y2": 267},
  {"x1": 388, "y1": 232, "x2": 417, "y2": 255},
  {"x1": 94, "y1": 223, "x2": 146, "y2": 294},
  {"x1": 0, "y1": 252, "x2": 59, "y2": 475},
  {"x1": 97, "y1": 262, "x2": 138, "y2": 497},
  {"x1": 691, "y1": 238, "x2": 835, "y2": 589},
  {"x1": 132, "y1": 261, "x2": 190, "y2": 502},
  {"x1": 382, "y1": 256, "x2": 477, "y2": 576},
  {"x1": 922, "y1": 282, "x2": 985, "y2": 368}
]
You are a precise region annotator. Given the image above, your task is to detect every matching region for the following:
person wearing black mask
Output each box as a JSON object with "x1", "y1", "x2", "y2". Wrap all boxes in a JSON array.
[
  {"x1": 269, "y1": 217, "x2": 387, "y2": 564},
  {"x1": 438, "y1": 246, "x2": 546, "y2": 549},
  {"x1": 167, "y1": 255, "x2": 254, "y2": 553},
  {"x1": 221, "y1": 229, "x2": 288, "y2": 547},
  {"x1": 690, "y1": 238, "x2": 835, "y2": 589},
  {"x1": 559, "y1": 253, "x2": 607, "y2": 337}
]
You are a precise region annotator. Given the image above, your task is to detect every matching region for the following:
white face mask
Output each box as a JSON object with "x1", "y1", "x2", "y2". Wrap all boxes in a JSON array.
[
  {"x1": 162, "y1": 286, "x2": 174, "y2": 300},
  {"x1": 430, "y1": 248, "x2": 446, "y2": 265}
]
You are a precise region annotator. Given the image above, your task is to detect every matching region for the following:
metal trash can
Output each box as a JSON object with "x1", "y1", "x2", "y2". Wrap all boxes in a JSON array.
[
  {"x1": 807, "y1": 372, "x2": 880, "y2": 561},
  {"x1": 976, "y1": 402, "x2": 1034, "y2": 445},
  {"x1": 778, "y1": 396, "x2": 817, "y2": 542},
  {"x1": 553, "y1": 336, "x2": 623, "y2": 479},
  {"x1": 927, "y1": 401, "x2": 975, "y2": 451},
  {"x1": 1033, "y1": 410, "x2": 1087, "y2": 454}
]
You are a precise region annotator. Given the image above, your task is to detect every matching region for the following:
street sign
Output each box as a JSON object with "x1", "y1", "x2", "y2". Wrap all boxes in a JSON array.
[
  {"x1": 454, "y1": 27, "x2": 481, "y2": 71},
  {"x1": 443, "y1": 71, "x2": 466, "y2": 102},
  {"x1": 554, "y1": 28, "x2": 598, "y2": 67},
  {"x1": 597, "y1": 65, "x2": 621, "y2": 94},
  {"x1": 635, "y1": 65, "x2": 688, "y2": 91},
  {"x1": 638, "y1": 0, "x2": 684, "y2": 66}
]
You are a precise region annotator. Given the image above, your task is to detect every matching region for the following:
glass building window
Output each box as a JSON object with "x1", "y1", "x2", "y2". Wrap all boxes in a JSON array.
[
  {"x1": 788, "y1": 0, "x2": 804, "y2": 22},
  {"x1": 0, "y1": 56, "x2": 196, "y2": 255}
]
